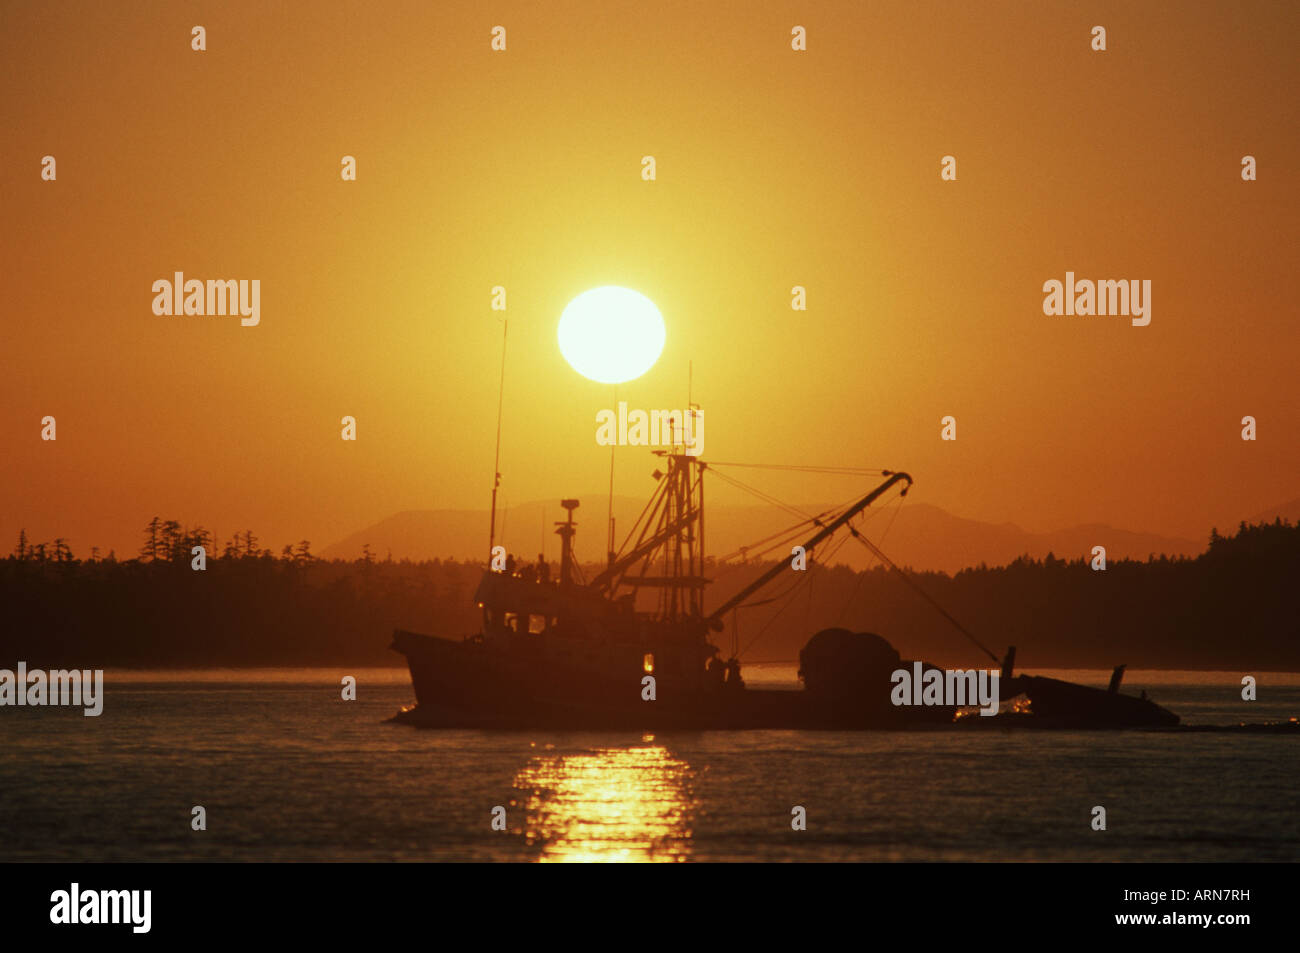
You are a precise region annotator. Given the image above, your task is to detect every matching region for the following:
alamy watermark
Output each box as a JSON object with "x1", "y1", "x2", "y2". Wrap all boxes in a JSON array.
[
  {"x1": 152, "y1": 272, "x2": 260, "y2": 327},
  {"x1": 891, "y1": 663, "x2": 1000, "y2": 716},
  {"x1": 0, "y1": 662, "x2": 103, "y2": 716},
  {"x1": 50, "y1": 883, "x2": 150, "y2": 933},
  {"x1": 595, "y1": 401, "x2": 703, "y2": 456},
  {"x1": 1042, "y1": 272, "x2": 1150, "y2": 327}
]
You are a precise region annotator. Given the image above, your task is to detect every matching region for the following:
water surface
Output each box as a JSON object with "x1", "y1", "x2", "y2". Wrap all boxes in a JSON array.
[{"x1": 2, "y1": 667, "x2": 1296, "y2": 862}]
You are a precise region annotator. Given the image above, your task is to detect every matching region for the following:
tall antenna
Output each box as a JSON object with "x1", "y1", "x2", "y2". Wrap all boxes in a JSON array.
[
  {"x1": 688, "y1": 359, "x2": 703, "y2": 614},
  {"x1": 607, "y1": 385, "x2": 617, "y2": 567},
  {"x1": 487, "y1": 316, "x2": 508, "y2": 562},
  {"x1": 688, "y1": 360, "x2": 699, "y2": 453}
]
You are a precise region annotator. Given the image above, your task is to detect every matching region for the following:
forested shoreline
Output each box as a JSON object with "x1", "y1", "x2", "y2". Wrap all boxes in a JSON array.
[{"x1": 2, "y1": 519, "x2": 1296, "y2": 670}]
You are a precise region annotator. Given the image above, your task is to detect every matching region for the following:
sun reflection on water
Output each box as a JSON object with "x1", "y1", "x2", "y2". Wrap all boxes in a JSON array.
[{"x1": 512, "y1": 738, "x2": 695, "y2": 863}]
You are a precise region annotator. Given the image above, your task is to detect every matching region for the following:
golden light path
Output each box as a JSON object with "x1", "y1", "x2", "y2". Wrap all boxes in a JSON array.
[{"x1": 512, "y1": 736, "x2": 695, "y2": 863}]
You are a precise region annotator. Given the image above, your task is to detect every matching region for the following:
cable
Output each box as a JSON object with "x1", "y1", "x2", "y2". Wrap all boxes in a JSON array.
[
  {"x1": 833, "y1": 494, "x2": 905, "y2": 624},
  {"x1": 847, "y1": 531, "x2": 1000, "y2": 664},
  {"x1": 735, "y1": 526, "x2": 855, "y2": 658},
  {"x1": 707, "y1": 461, "x2": 889, "y2": 475}
]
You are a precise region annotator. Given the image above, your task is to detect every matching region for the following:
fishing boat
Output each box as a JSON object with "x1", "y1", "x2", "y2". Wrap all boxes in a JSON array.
[
  {"x1": 391, "y1": 447, "x2": 1179, "y2": 730},
  {"x1": 392, "y1": 453, "x2": 952, "y2": 728}
]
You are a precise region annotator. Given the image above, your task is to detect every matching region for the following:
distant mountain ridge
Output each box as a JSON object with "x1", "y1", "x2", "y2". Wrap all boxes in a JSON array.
[
  {"x1": 319, "y1": 498, "x2": 1211, "y2": 574},
  {"x1": 1247, "y1": 496, "x2": 1300, "y2": 527}
]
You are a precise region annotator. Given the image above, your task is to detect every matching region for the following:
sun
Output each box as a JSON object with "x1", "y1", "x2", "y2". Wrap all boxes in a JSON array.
[{"x1": 558, "y1": 286, "x2": 666, "y2": 384}]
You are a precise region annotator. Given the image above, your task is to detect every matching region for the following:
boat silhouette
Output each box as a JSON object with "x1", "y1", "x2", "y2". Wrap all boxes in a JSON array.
[{"x1": 392, "y1": 451, "x2": 1179, "y2": 730}]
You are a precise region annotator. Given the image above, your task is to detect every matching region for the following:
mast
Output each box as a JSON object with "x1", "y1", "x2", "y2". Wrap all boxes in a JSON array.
[
  {"x1": 556, "y1": 499, "x2": 579, "y2": 586},
  {"x1": 688, "y1": 364, "x2": 702, "y2": 614},
  {"x1": 592, "y1": 450, "x2": 707, "y2": 621},
  {"x1": 487, "y1": 317, "x2": 507, "y2": 561},
  {"x1": 606, "y1": 393, "x2": 616, "y2": 569},
  {"x1": 704, "y1": 471, "x2": 912, "y2": 629}
]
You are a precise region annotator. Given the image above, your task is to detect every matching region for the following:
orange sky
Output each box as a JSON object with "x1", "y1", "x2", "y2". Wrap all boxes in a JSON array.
[{"x1": 2, "y1": 1, "x2": 1297, "y2": 560}]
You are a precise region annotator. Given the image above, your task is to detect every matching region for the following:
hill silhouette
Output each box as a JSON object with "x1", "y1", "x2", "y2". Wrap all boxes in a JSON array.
[
  {"x1": 317, "y1": 499, "x2": 1203, "y2": 574},
  {"x1": 1248, "y1": 496, "x2": 1300, "y2": 526}
]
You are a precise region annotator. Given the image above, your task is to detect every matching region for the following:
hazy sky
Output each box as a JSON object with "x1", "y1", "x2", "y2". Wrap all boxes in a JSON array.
[{"x1": 2, "y1": 1, "x2": 1296, "y2": 559}]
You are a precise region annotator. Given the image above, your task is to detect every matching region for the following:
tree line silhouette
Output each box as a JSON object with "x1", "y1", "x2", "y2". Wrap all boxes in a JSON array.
[
  {"x1": 14, "y1": 520, "x2": 318, "y2": 565},
  {"x1": 2, "y1": 517, "x2": 1296, "y2": 670},
  {"x1": 726, "y1": 517, "x2": 1300, "y2": 670},
  {"x1": 4, "y1": 518, "x2": 483, "y2": 667}
]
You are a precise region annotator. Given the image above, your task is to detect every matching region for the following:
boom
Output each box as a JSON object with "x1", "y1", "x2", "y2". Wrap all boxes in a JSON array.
[{"x1": 705, "y1": 471, "x2": 912, "y2": 629}]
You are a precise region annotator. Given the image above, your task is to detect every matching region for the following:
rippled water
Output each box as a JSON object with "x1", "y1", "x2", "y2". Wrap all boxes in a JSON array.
[{"x1": 2, "y1": 668, "x2": 1297, "y2": 862}]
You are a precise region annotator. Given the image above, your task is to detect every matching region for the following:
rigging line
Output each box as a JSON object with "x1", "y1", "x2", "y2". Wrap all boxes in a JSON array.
[
  {"x1": 729, "y1": 523, "x2": 852, "y2": 616},
  {"x1": 706, "y1": 468, "x2": 815, "y2": 522},
  {"x1": 736, "y1": 528, "x2": 855, "y2": 658},
  {"x1": 715, "y1": 485, "x2": 894, "y2": 565},
  {"x1": 835, "y1": 521, "x2": 874, "y2": 626},
  {"x1": 749, "y1": 507, "x2": 859, "y2": 565},
  {"x1": 714, "y1": 488, "x2": 874, "y2": 563},
  {"x1": 834, "y1": 496, "x2": 905, "y2": 625},
  {"x1": 736, "y1": 581, "x2": 803, "y2": 659},
  {"x1": 715, "y1": 521, "x2": 815, "y2": 563},
  {"x1": 878, "y1": 490, "x2": 905, "y2": 546},
  {"x1": 613, "y1": 472, "x2": 668, "y2": 562},
  {"x1": 737, "y1": 557, "x2": 826, "y2": 658},
  {"x1": 707, "y1": 461, "x2": 889, "y2": 475},
  {"x1": 748, "y1": 525, "x2": 857, "y2": 613},
  {"x1": 732, "y1": 557, "x2": 815, "y2": 611},
  {"x1": 719, "y1": 517, "x2": 825, "y2": 563},
  {"x1": 817, "y1": 523, "x2": 855, "y2": 568},
  {"x1": 749, "y1": 528, "x2": 826, "y2": 563},
  {"x1": 847, "y1": 531, "x2": 1001, "y2": 664},
  {"x1": 711, "y1": 478, "x2": 866, "y2": 551},
  {"x1": 712, "y1": 467, "x2": 902, "y2": 538}
]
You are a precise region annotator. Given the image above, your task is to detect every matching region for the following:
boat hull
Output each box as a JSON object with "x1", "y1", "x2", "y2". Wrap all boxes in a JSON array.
[
  {"x1": 1005, "y1": 674, "x2": 1180, "y2": 728},
  {"x1": 391, "y1": 629, "x2": 955, "y2": 730}
]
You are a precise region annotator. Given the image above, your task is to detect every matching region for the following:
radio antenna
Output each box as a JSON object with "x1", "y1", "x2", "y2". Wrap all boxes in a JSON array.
[
  {"x1": 487, "y1": 316, "x2": 507, "y2": 561},
  {"x1": 607, "y1": 385, "x2": 617, "y2": 567}
]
